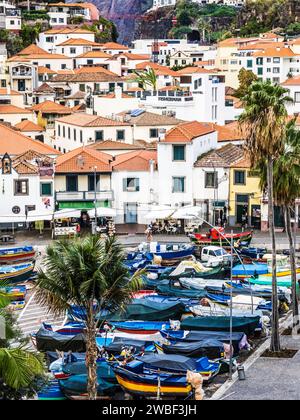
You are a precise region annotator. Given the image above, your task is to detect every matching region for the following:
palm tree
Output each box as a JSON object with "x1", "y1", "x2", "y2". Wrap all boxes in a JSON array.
[
  {"x1": 133, "y1": 68, "x2": 158, "y2": 91},
  {"x1": 239, "y1": 81, "x2": 293, "y2": 352},
  {"x1": 257, "y1": 120, "x2": 300, "y2": 327},
  {"x1": 36, "y1": 235, "x2": 142, "y2": 400},
  {"x1": 0, "y1": 283, "x2": 44, "y2": 397}
]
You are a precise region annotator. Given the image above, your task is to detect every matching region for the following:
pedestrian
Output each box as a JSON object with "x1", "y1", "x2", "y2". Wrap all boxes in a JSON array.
[{"x1": 146, "y1": 222, "x2": 153, "y2": 242}]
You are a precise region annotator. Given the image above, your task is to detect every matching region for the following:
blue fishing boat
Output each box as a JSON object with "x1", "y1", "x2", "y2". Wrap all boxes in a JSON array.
[
  {"x1": 60, "y1": 361, "x2": 117, "y2": 383},
  {"x1": 38, "y1": 380, "x2": 66, "y2": 400},
  {"x1": 156, "y1": 280, "x2": 207, "y2": 298},
  {"x1": 0, "y1": 246, "x2": 36, "y2": 263},
  {"x1": 0, "y1": 262, "x2": 35, "y2": 283},
  {"x1": 159, "y1": 330, "x2": 249, "y2": 354},
  {"x1": 104, "y1": 337, "x2": 155, "y2": 355},
  {"x1": 155, "y1": 339, "x2": 225, "y2": 360},
  {"x1": 109, "y1": 321, "x2": 170, "y2": 335},
  {"x1": 34, "y1": 325, "x2": 86, "y2": 352},
  {"x1": 138, "y1": 243, "x2": 195, "y2": 263},
  {"x1": 232, "y1": 263, "x2": 268, "y2": 278},
  {"x1": 238, "y1": 247, "x2": 267, "y2": 261},
  {"x1": 59, "y1": 374, "x2": 119, "y2": 399}
]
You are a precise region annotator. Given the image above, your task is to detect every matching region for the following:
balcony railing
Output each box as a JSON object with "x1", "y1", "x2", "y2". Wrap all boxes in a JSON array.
[
  {"x1": 12, "y1": 70, "x2": 32, "y2": 77},
  {"x1": 56, "y1": 190, "x2": 114, "y2": 202}
]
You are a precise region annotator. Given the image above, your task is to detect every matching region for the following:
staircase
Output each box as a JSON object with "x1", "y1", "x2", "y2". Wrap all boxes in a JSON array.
[{"x1": 17, "y1": 292, "x2": 65, "y2": 339}]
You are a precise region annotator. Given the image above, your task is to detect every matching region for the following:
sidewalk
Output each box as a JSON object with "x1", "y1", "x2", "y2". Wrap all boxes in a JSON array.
[{"x1": 218, "y1": 334, "x2": 300, "y2": 400}]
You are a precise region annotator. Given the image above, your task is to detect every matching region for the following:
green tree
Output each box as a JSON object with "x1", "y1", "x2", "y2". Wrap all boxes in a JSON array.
[
  {"x1": 257, "y1": 120, "x2": 300, "y2": 327},
  {"x1": 133, "y1": 68, "x2": 158, "y2": 91},
  {"x1": 36, "y1": 236, "x2": 142, "y2": 400},
  {"x1": 239, "y1": 81, "x2": 293, "y2": 352},
  {"x1": 0, "y1": 283, "x2": 44, "y2": 399},
  {"x1": 234, "y1": 68, "x2": 258, "y2": 98},
  {"x1": 21, "y1": 23, "x2": 42, "y2": 48}
]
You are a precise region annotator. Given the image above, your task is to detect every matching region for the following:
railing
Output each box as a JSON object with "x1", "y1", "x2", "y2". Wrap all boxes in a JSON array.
[
  {"x1": 12, "y1": 70, "x2": 32, "y2": 77},
  {"x1": 56, "y1": 190, "x2": 114, "y2": 201},
  {"x1": 5, "y1": 9, "x2": 21, "y2": 17}
]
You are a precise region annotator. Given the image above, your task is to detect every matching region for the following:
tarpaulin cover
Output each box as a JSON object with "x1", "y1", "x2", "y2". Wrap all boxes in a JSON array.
[
  {"x1": 136, "y1": 354, "x2": 198, "y2": 372},
  {"x1": 104, "y1": 338, "x2": 150, "y2": 354},
  {"x1": 161, "y1": 339, "x2": 224, "y2": 359},
  {"x1": 36, "y1": 326, "x2": 86, "y2": 352}
]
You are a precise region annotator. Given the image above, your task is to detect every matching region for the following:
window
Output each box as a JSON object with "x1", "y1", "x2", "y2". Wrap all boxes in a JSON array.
[
  {"x1": 234, "y1": 170, "x2": 246, "y2": 185},
  {"x1": 79, "y1": 84, "x2": 85, "y2": 92},
  {"x1": 246, "y1": 59, "x2": 253, "y2": 68},
  {"x1": 68, "y1": 127, "x2": 71, "y2": 139},
  {"x1": 14, "y1": 180, "x2": 29, "y2": 195},
  {"x1": 149, "y1": 128, "x2": 158, "y2": 138},
  {"x1": 173, "y1": 145, "x2": 186, "y2": 161},
  {"x1": 59, "y1": 18, "x2": 64, "y2": 23},
  {"x1": 205, "y1": 172, "x2": 217, "y2": 188},
  {"x1": 257, "y1": 67, "x2": 263, "y2": 75},
  {"x1": 88, "y1": 174, "x2": 100, "y2": 191},
  {"x1": 273, "y1": 57, "x2": 280, "y2": 63},
  {"x1": 256, "y1": 57, "x2": 263, "y2": 65},
  {"x1": 212, "y1": 104, "x2": 217, "y2": 121},
  {"x1": 58, "y1": 125, "x2": 61, "y2": 136},
  {"x1": 273, "y1": 67, "x2": 280, "y2": 73},
  {"x1": 124, "y1": 203, "x2": 138, "y2": 224},
  {"x1": 295, "y1": 92, "x2": 300, "y2": 103},
  {"x1": 61, "y1": 64, "x2": 66, "y2": 69},
  {"x1": 70, "y1": 48, "x2": 76, "y2": 54},
  {"x1": 95, "y1": 130, "x2": 103, "y2": 141},
  {"x1": 123, "y1": 178, "x2": 140, "y2": 192},
  {"x1": 267, "y1": 68, "x2": 271, "y2": 73},
  {"x1": 2, "y1": 153, "x2": 11, "y2": 174},
  {"x1": 73, "y1": 129, "x2": 77, "y2": 141},
  {"x1": 1, "y1": 80, "x2": 6, "y2": 88},
  {"x1": 63, "y1": 126, "x2": 65, "y2": 137},
  {"x1": 172, "y1": 177, "x2": 185, "y2": 193},
  {"x1": 66, "y1": 175, "x2": 78, "y2": 192},
  {"x1": 80, "y1": 130, "x2": 83, "y2": 143},
  {"x1": 116, "y1": 130, "x2": 125, "y2": 141},
  {"x1": 40, "y1": 182, "x2": 52, "y2": 196}
]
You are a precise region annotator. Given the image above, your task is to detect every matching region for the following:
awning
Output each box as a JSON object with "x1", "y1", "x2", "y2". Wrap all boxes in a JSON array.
[
  {"x1": 143, "y1": 205, "x2": 175, "y2": 220},
  {"x1": 54, "y1": 209, "x2": 81, "y2": 219},
  {"x1": 172, "y1": 206, "x2": 203, "y2": 220},
  {"x1": 0, "y1": 215, "x2": 27, "y2": 223},
  {"x1": 26, "y1": 210, "x2": 53, "y2": 222},
  {"x1": 88, "y1": 207, "x2": 116, "y2": 218}
]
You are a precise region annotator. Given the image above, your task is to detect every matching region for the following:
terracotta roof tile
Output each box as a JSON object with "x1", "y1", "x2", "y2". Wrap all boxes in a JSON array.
[
  {"x1": 45, "y1": 27, "x2": 94, "y2": 35},
  {"x1": 55, "y1": 147, "x2": 112, "y2": 173},
  {"x1": 118, "y1": 110, "x2": 183, "y2": 126},
  {"x1": 30, "y1": 101, "x2": 73, "y2": 114},
  {"x1": 0, "y1": 124, "x2": 59, "y2": 156},
  {"x1": 56, "y1": 113, "x2": 129, "y2": 127},
  {"x1": 252, "y1": 47, "x2": 295, "y2": 57},
  {"x1": 34, "y1": 83, "x2": 55, "y2": 93},
  {"x1": 88, "y1": 140, "x2": 143, "y2": 151},
  {"x1": 12, "y1": 160, "x2": 38, "y2": 175},
  {"x1": 57, "y1": 38, "x2": 101, "y2": 47},
  {"x1": 0, "y1": 88, "x2": 22, "y2": 96},
  {"x1": 101, "y1": 42, "x2": 128, "y2": 50},
  {"x1": 282, "y1": 75, "x2": 300, "y2": 86},
  {"x1": 112, "y1": 150, "x2": 157, "y2": 171},
  {"x1": 76, "y1": 51, "x2": 113, "y2": 59},
  {"x1": 194, "y1": 143, "x2": 244, "y2": 168},
  {"x1": 0, "y1": 105, "x2": 32, "y2": 114},
  {"x1": 38, "y1": 66, "x2": 57, "y2": 75},
  {"x1": 14, "y1": 120, "x2": 44, "y2": 132},
  {"x1": 163, "y1": 121, "x2": 216, "y2": 143}
]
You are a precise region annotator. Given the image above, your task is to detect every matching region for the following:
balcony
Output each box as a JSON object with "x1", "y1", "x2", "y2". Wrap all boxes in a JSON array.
[
  {"x1": 12, "y1": 69, "x2": 32, "y2": 78},
  {"x1": 56, "y1": 190, "x2": 114, "y2": 202},
  {"x1": 5, "y1": 9, "x2": 21, "y2": 17},
  {"x1": 138, "y1": 91, "x2": 194, "y2": 106}
]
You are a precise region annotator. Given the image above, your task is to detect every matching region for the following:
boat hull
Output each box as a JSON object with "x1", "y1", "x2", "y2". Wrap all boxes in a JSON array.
[
  {"x1": 0, "y1": 263, "x2": 35, "y2": 283},
  {"x1": 0, "y1": 246, "x2": 36, "y2": 263},
  {"x1": 191, "y1": 231, "x2": 253, "y2": 247}
]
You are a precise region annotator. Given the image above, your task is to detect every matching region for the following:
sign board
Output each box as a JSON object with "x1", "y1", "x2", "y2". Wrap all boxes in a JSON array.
[{"x1": 54, "y1": 226, "x2": 77, "y2": 237}]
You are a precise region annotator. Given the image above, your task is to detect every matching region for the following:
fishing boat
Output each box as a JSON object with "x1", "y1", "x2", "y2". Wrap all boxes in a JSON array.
[
  {"x1": 0, "y1": 262, "x2": 35, "y2": 283},
  {"x1": 238, "y1": 247, "x2": 267, "y2": 262},
  {"x1": 189, "y1": 298, "x2": 268, "y2": 317},
  {"x1": 1, "y1": 285, "x2": 27, "y2": 300},
  {"x1": 155, "y1": 340, "x2": 225, "y2": 360},
  {"x1": 136, "y1": 242, "x2": 195, "y2": 264},
  {"x1": 8, "y1": 300, "x2": 26, "y2": 311},
  {"x1": 0, "y1": 246, "x2": 36, "y2": 263},
  {"x1": 134, "y1": 354, "x2": 220, "y2": 382},
  {"x1": 181, "y1": 315, "x2": 261, "y2": 335},
  {"x1": 159, "y1": 260, "x2": 229, "y2": 280},
  {"x1": 59, "y1": 374, "x2": 119, "y2": 399},
  {"x1": 38, "y1": 380, "x2": 67, "y2": 401},
  {"x1": 109, "y1": 321, "x2": 171, "y2": 335},
  {"x1": 190, "y1": 227, "x2": 253, "y2": 247},
  {"x1": 102, "y1": 299, "x2": 186, "y2": 322},
  {"x1": 34, "y1": 325, "x2": 86, "y2": 352},
  {"x1": 159, "y1": 330, "x2": 250, "y2": 354},
  {"x1": 156, "y1": 280, "x2": 207, "y2": 299},
  {"x1": 248, "y1": 274, "x2": 300, "y2": 288},
  {"x1": 104, "y1": 337, "x2": 155, "y2": 355}
]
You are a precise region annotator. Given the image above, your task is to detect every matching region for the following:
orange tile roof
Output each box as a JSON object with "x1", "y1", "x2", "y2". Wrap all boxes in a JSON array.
[
  {"x1": 0, "y1": 124, "x2": 59, "y2": 156},
  {"x1": 176, "y1": 67, "x2": 214, "y2": 75},
  {"x1": 231, "y1": 156, "x2": 251, "y2": 168},
  {"x1": 163, "y1": 121, "x2": 216, "y2": 143},
  {"x1": 45, "y1": 27, "x2": 94, "y2": 35},
  {"x1": 212, "y1": 121, "x2": 243, "y2": 142},
  {"x1": 0, "y1": 105, "x2": 32, "y2": 114},
  {"x1": 135, "y1": 61, "x2": 166, "y2": 70},
  {"x1": 56, "y1": 113, "x2": 129, "y2": 127},
  {"x1": 57, "y1": 38, "x2": 101, "y2": 47},
  {"x1": 101, "y1": 42, "x2": 128, "y2": 51},
  {"x1": 31, "y1": 101, "x2": 73, "y2": 114},
  {"x1": 74, "y1": 66, "x2": 116, "y2": 76},
  {"x1": 282, "y1": 75, "x2": 300, "y2": 86},
  {"x1": 238, "y1": 42, "x2": 285, "y2": 51},
  {"x1": 38, "y1": 66, "x2": 57, "y2": 75},
  {"x1": 76, "y1": 51, "x2": 113, "y2": 59},
  {"x1": 17, "y1": 44, "x2": 47, "y2": 56},
  {"x1": 0, "y1": 88, "x2": 22, "y2": 96},
  {"x1": 55, "y1": 147, "x2": 112, "y2": 173},
  {"x1": 112, "y1": 150, "x2": 157, "y2": 171},
  {"x1": 88, "y1": 140, "x2": 143, "y2": 151},
  {"x1": 118, "y1": 53, "x2": 150, "y2": 60},
  {"x1": 252, "y1": 47, "x2": 295, "y2": 57},
  {"x1": 102, "y1": 92, "x2": 133, "y2": 99},
  {"x1": 15, "y1": 120, "x2": 44, "y2": 132}
]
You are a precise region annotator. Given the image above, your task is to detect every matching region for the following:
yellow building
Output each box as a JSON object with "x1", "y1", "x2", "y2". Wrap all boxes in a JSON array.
[{"x1": 228, "y1": 157, "x2": 262, "y2": 229}]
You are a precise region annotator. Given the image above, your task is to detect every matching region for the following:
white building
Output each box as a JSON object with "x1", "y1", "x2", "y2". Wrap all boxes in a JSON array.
[
  {"x1": 47, "y1": 2, "x2": 100, "y2": 27},
  {"x1": 38, "y1": 28, "x2": 96, "y2": 54},
  {"x1": 281, "y1": 76, "x2": 300, "y2": 115},
  {"x1": 157, "y1": 121, "x2": 218, "y2": 209},
  {"x1": 0, "y1": 1, "x2": 22, "y2": 33},
  {"x1": 54, "y1": 113, "x2": 133, "y2": 152}
]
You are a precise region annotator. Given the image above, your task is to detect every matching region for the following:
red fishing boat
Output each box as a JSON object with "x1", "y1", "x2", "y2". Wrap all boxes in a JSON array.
[{"x1": 190, "y1": 227, "x2": 253, "y2": 247}]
